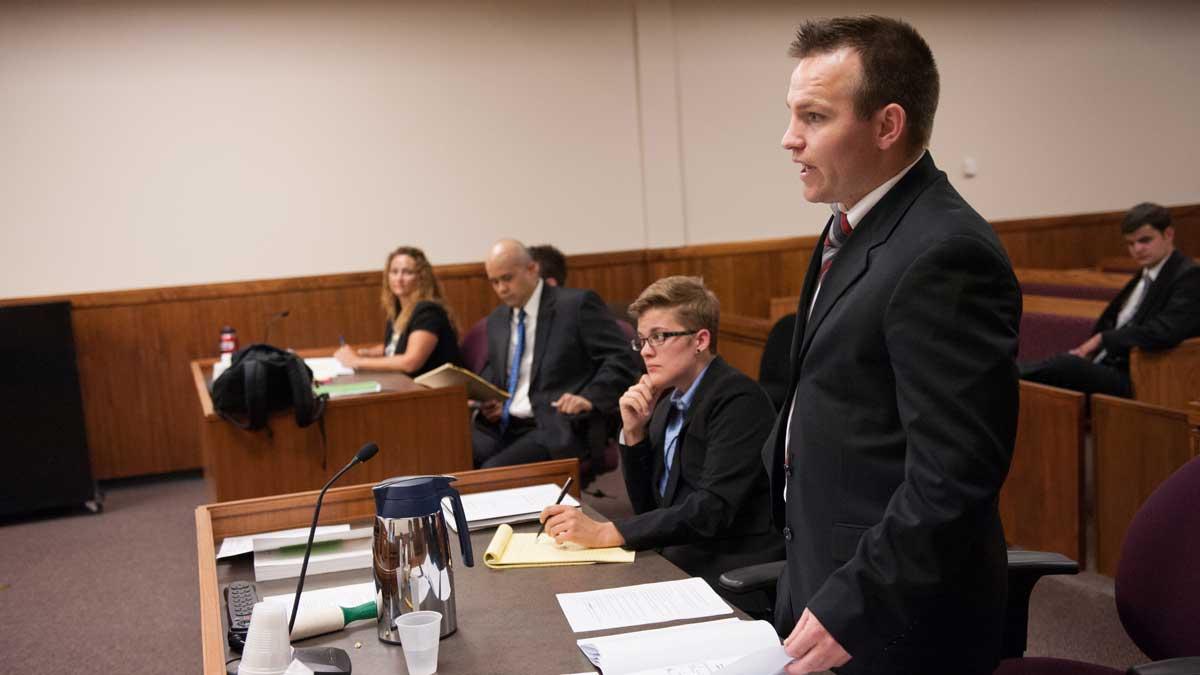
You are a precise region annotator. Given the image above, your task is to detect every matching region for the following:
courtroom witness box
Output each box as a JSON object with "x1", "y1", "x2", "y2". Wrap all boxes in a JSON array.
[{"x1": 190, "y1": 347, "x2": 472, "y2": 502}]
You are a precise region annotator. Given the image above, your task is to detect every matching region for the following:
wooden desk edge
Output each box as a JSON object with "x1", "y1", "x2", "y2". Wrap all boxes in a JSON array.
[{"x1": 194, "y1": 459, "x2": 581, "y2": 675}]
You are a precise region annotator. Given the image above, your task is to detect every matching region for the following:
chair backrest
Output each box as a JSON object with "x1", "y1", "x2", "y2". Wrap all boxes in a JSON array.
[
  {"x1": 1020, "y1": 282, "x2": 1120, "y2": 302},
  {"x1": 758, "y1": 313, "x2": 797, "y2": 412},
  {"x1": 460, "y1": 317, "x2": 489, "y2": 374},
  {"x1": 1114, "y1": 455, "x2": 1200, "y2": 660}
]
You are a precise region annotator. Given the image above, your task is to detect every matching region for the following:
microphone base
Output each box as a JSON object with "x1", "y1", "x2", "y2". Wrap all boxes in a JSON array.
[{"x1": 225, "y1": 647, "x2": 351, "y2": 675}]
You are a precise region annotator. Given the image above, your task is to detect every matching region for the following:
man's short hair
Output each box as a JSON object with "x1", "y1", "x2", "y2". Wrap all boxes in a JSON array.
[
  {"x1": 789, "y1": 16, "x2": 939, "y2": 151},
  {"x1": 529, "y1": 244, "x2": 568, "y2": 286},
  {"x1": 628, "y1": 276, "x2": 720, "y2": 353},
  {"x1": 1121, "y1": 202, "x2": 1172, "y2": 235}
]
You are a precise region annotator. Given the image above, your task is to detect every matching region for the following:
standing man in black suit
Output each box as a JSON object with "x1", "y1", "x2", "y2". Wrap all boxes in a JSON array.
[
  {"x1": 767, "y1": 17, "x2": 1021, "y2": 675},
  {"x1": 473, "y1": 239, "x2": 640, "y2": 468},
  {"x1": 538, "y1": 276, "x2": 782, "y2": 589},
  {"x1": 1021, "y1": 202, "x2": 1200, "y2": 396}
]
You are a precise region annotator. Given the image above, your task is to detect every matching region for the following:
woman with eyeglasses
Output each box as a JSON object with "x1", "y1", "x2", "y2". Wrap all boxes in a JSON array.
[
  {"x1": 333, "y1": 246, "x2": 463, "y2": 377},
  {"x1": 539, "y1": 276, "x2": 782, "y2": 590}
]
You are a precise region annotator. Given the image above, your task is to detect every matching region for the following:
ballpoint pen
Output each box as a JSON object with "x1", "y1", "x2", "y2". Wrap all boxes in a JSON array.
[{"x1": 534, "y1": 476, "x2": 574, "y2": 543}]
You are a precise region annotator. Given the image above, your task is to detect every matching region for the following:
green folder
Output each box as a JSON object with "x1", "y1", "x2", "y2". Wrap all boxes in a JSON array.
[{"x1": 313, "y1": 381, "x2": 382, "y2": 398}]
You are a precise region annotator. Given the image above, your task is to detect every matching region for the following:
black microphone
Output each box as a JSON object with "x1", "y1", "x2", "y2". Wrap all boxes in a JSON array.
[
  {"x1": 288, "y1": 442, "x2": 379, "y2": 637},
  {"x1": 264, "y1": 309, "x2": 291, "y2": 345}
]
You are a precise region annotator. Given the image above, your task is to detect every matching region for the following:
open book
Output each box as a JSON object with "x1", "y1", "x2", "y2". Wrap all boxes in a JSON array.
[
  {"x1": 576, "y1": 617, "x2": 790, "y2": 675},
  {"x1": 413, "y1": 363, "x2": 509, "y2": 401},
  {"x1": 442, "y1": 483, "x2": 581, "y2": 532},
  {"x1": 483, "y1": 524, "x2": 634, "y2": 569}
]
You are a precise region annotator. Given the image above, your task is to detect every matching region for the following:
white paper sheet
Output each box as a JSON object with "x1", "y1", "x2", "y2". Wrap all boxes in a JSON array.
[
  {"x1": 216, "y1": 524, "x2": 350, "y2": 559},
  {"x1": 576, "y1": 618, "x2": 782, "y2": 675},
  {"x1": 444, "y1": 483, "x2": 581, "y2": 532},
  {"x1": 306, "y1": 357, "x2": 355, "y2": 381},
  {"x1": 556, "y1": 577, "x2": 732, "y2": 633}
]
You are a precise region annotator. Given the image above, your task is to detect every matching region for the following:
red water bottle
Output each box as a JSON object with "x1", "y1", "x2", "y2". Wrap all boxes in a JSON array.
[{"x1": 219, "y1": 326, "x2": 239, "y2": 357}]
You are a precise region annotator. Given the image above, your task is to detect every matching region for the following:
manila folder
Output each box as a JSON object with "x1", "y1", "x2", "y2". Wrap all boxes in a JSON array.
[
  {"x1": 483, "y1": 524, "x2": 635, "y2": 569},
  {"x1": 413, "y1": 363, "x2": 509, "y2": 401}
]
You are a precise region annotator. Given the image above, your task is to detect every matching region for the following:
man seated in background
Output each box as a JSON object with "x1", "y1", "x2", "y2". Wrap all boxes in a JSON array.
[
  {"x1": 1021, "y1": 202, "x2": 1200, "y2": 396},
  {"x1": 472, "y1": 239, "x2": 641, "y2": 468},
  {"x1": 529, "y1": 244, "x2": 568, "y2": 287},
  {"x1": 539, "y1": 277, "x2": 782, "y2": 595}
]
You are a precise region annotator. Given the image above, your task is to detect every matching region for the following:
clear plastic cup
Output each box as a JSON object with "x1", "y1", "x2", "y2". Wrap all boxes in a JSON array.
[
  {"x1": 394, "y1": 610, "x2": 442, "y2": 675},
  {"x1": 238, "y1": 602, "x2": 293, "y2": 675}
]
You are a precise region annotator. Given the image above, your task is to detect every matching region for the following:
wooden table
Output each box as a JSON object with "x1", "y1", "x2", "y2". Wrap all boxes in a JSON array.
[
  {"x1": 190, "y1": 347, "x2": 473, "y2": 501},
  {"x1": 194, "y1": 460, "x2": 746, "y2": 674}
]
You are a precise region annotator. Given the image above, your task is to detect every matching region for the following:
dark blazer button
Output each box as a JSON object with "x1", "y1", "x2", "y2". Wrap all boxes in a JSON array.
[
  {"x1": 785, "y1": 464, "x2": 793, "y2": 477},
  {"x1": 783, "y1": 526, "x2": 793, "y2": 541}
]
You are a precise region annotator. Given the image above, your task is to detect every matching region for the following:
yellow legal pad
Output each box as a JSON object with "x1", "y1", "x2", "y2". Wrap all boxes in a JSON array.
[{"x1": 483, "y1": 524, "x2": 636, "y2": 569}]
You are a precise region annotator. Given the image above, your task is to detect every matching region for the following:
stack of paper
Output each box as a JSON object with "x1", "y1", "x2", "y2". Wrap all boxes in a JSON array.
[
  {"x1": 305, "y1": 357, "x2": 355, "y2": 382},
  {"x1": 483, "y1": 524, "x2": 634, "y2": 569},
  {"x1": 252, "y1": 527, "x2": 373, "y2": 582},
  {"x1": 443, "y1": 483, "x2": 581, "y2": 532},
  {"x1": 556, "y1": 577, "x2": 732, "y2": 632},
  {"x1": 314, "y1": 381, "x2": 382, "y2": 398},
  {"x1": 576, "y1": 618, "x2": 790, "y2": 675}
]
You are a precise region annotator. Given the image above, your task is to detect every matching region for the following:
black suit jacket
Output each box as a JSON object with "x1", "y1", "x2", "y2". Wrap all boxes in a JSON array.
[
  {"x1": 1094, "y1": 249, "x2": 1200, "y2": 370},
  {"x1": 764, "y1": 152, "x2": 1022, "y2": 675},
  {"x1": 479, "y1": 284, "x2": 640, "y2": 458},
  {"x1": 615, "y1": 357, "x2": 783, "y2": 583}
]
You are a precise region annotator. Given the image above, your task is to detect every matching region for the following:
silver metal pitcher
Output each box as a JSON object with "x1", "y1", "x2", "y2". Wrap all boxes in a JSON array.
[{"x1": 372, "y1": 475, "x2": 474, "y2": 643}]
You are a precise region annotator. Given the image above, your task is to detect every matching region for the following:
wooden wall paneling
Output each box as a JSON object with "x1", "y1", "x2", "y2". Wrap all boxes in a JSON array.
[
  {"x1": 1000, "y1": 382, "x2": 1086, "y2": 562},
  {"x1": 1130, "y1": 338, "x2": 1200, "y2": 411},
  {"x1": 718, "y1": 313, "x2": 772, "y2": 380},
  {"x1": 1092, "y1": 394, "x2": 1194, "y2": 576}
]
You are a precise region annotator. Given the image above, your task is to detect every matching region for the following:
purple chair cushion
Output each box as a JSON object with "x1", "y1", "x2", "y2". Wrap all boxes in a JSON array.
[
  {"x1": 993, "y1": 657, "x2": 1121, "y2": 675},
  {"x1": 459, "y1": 317, "x2": 489, "y2": 374},
  {"x1": 1021, "y1": 283, "x2": 1121, "y2": 302},
  {"x1": 1115, "y1": 456, "x2": 1200, "y2": 661},
  {"x1": 1018, "y1": 313, "x2": 1095, "y2": 362}
]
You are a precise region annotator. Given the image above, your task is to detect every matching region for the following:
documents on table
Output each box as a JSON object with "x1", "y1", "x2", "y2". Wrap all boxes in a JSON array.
[
  {"x1": 556, "y1": 577, "x2": 732, "y2": 633},
  {"x1": 484, "y1": 524, "x2": 634, "y2": 569},
  {"x1": 217, "y1": 524, "x2": 350, "y2": 559},
  {"x1": 444, "y1": 482, "x2": 581, "y2": 532},
  {"x1": 252, "y1": 527, "x2": 373, "y2": 582},
  {"x1": 575, "y1": 617, "x2": 787, "y2": 675},
  {"x1": 306, "y1": 357, "x2": 355, "y2": 381}
]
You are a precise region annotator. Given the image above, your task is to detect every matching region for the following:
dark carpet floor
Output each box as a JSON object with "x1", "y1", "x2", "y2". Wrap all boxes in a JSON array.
[{"x1": 0, "y1": 463, "x2": 1146, "y2": 674}]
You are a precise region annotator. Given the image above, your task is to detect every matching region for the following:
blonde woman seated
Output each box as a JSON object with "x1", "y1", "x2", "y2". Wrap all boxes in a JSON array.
[
  {"x1": 539, "y1": 276, "x2": 782, "y2": 585},
  {"x1": 334, "y1": 246, "x2": 463, "y2": 378}
]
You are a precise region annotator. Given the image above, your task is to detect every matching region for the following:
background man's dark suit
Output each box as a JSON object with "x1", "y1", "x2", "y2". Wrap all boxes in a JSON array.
[
  {"x1": 1022, "y1": 249, "x2": 1200, "y2": 395},
  {"x1": 476, "y1": 284, "x2": 640, "y2": 460},
  {"x1": 765, "y1": 152, "x2": 1022, "y2": 674},
  {"x1": 615, "y1": 356, "x2": 783, "y2": 584}
]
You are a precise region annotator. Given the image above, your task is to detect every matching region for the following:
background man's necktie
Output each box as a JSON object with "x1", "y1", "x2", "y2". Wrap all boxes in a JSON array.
[
  {"x1": 818, "y1": 211, "x2": 852, "y2": 282},
  {"x1": 499, "y1": 308, "x2": 526, "y2": 434}
]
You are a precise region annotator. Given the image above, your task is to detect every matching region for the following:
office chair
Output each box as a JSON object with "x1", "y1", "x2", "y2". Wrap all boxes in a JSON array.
[
  {"x1": 758, "y1": 313, "x2": 797, "y2": 412},
  {"x1": 995, "y1": 455, "x2": 1200, "y2": 675}
]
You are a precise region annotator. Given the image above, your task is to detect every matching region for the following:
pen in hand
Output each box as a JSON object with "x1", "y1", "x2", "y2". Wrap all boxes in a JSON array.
[{"x1": 535, "y1": 476, "x2": 574, "y2": 543}]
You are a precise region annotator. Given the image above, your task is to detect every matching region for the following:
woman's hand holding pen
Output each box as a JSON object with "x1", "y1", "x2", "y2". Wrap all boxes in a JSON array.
[
  {"x1": 539, "y1": 505, "x2": 624, "y2": 549},
  {"x1": 333, "y1": 343, "x2": 360, "y2": 368},
  {"x1": 618, "y1": 375, "x2": 658, "y2": 446}
]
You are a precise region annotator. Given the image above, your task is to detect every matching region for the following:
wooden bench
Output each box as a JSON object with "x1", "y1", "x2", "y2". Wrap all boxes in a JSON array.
[
  {"x1": 1014, "y1": 267, "x2": 1126, "y2": 302},
  {"x1": 1130, "y1": 337, "x2": 1200, "y2": 410},
  {"x1": 718, "y1": 313, "x2": 773, "y2": 380},
  {"x1": 1001, "y1": 382, "x2": 1086, "y2": 562},
  {"x1": 1092, "y1": 395, "x2": 1198, "y2": 576}
]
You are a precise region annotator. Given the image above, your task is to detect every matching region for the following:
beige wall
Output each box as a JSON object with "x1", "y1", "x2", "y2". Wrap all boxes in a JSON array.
[{"x1": 3, "y1": 1, "x2": 1198, "y2": 297}]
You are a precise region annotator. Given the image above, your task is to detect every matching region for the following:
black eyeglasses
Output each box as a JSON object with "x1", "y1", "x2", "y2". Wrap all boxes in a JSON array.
[{"x1": 630, "y1": 330, "x2": 697, "y2": 351}]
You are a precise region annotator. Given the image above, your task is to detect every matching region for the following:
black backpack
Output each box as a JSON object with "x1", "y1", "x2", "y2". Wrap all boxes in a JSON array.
[{"x1": 211, "y1": 344, "x2": 328, "y2": 433}]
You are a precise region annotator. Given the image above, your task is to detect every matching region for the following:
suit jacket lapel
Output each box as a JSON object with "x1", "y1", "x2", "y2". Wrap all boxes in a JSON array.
[
  {"x1": 660, "y1": 358, "x2": 723, "y2": 505},
  {"x1": 1133, "y1": 250, "x2": 1182, "y2": 324},
  {"x1": 488, "y1": 309, "x2": 511, "y2": 388},
  {"x1": 648, "y1": 397, "x2": 672, "y2": 506},
  {"x1": 797, "y1": 152, "x2": 940, "y2": 364},
  {"x1": 530, "y1": 285, "x2": 556, "y2": 389}
]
